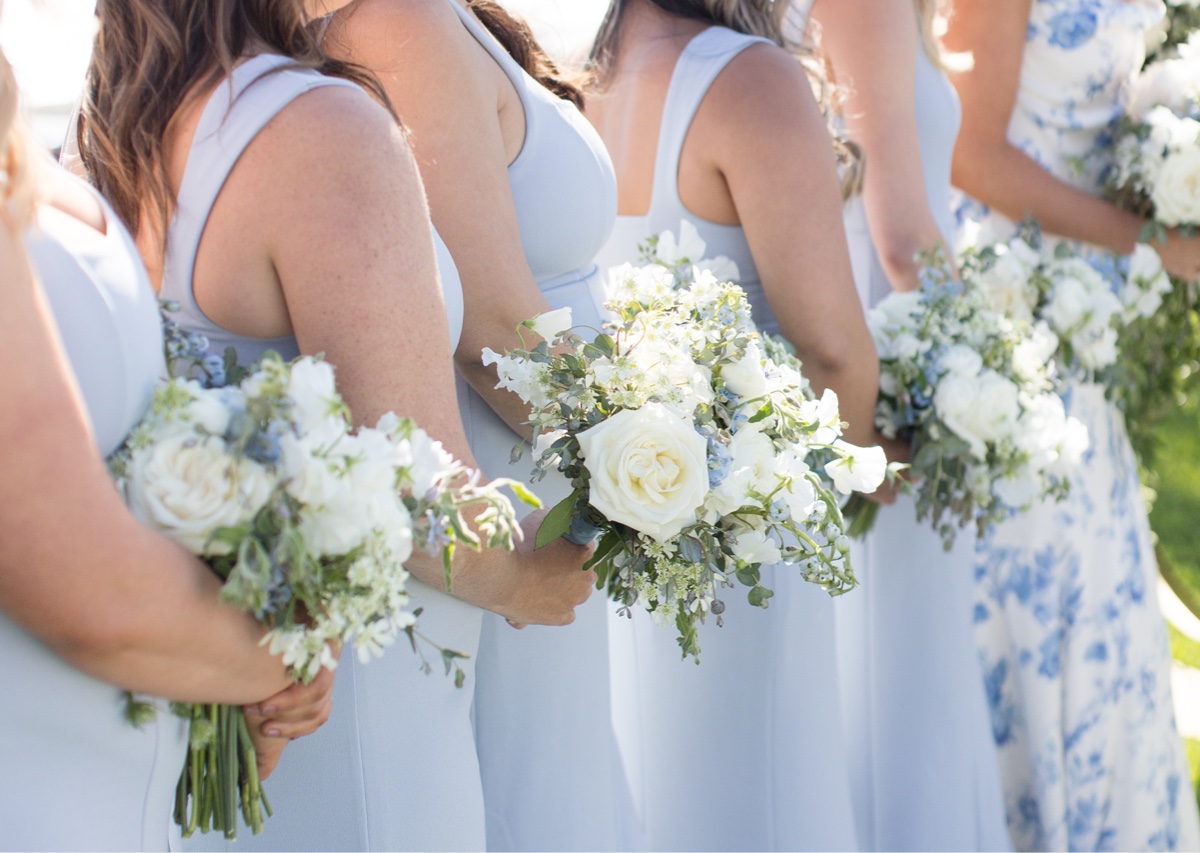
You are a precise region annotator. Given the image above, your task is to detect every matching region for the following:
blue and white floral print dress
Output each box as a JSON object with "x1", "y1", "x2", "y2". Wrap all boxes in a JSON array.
[{"x1": 956, "y1": 1, "x2": 1200, "y2": 850}]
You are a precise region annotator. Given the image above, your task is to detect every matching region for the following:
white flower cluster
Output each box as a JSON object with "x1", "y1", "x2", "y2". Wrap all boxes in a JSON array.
[
  {"x1": 484, "y1": 225, "x2": 885, "y2": 659},
  {"x1": 1112, "y1": 55, "x2": 1200, "y2": 229},
  {"x1": 118, "y1": 353, "x2": 520, "y2": 681},
  {"x1": 959, "y1": 224, "x2": 1173, "y2": 377},
  {"x1": 866, "y1": 253, "x2": 1089, "y2": 545}
]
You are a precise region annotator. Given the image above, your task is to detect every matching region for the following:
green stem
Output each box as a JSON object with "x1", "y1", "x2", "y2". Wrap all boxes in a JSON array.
[{"x1": 843, "y1": 494, "x2": 880, "y2": 540}]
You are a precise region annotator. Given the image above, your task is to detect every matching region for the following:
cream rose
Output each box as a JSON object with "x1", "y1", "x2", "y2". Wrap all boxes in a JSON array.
[
  {"x1": 934, "y1": 370, "x2": 1021, "y2": 459},
  {"x1": 128, "y1": 434, "x2": 274, "y2": 556},
  {"x1": 1153, "y1": 142, "x2": 1200, "y2": 226},
  {"x1": 577, "y1": 403, "x2": 709, "y2": 542},
  {"x1": 721, "y1": 339, "x2": 770, "y2": 400}
]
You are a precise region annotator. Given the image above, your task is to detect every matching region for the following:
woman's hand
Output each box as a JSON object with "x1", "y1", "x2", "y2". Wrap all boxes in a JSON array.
[
  {"x1": 1153, "y1": 229, "x2": 1200, "y2": 281},
  {"x1": 860, "y1": 431, "x2": 911, "y2": 506},
  {"x1": 243, "y1": 664, "x2": 336, "y2": 779},
  {"x1": 497, "y1": 509, "x2": 596, "y2": 629}
]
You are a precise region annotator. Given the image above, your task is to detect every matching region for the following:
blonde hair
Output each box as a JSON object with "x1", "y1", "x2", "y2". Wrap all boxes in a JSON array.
[
  {"x1": 915, "y1": 0, "x2": 970, "y2": 73},
  {"x1": 0, "y1": 50, "x2": 37, "y2": 230}
]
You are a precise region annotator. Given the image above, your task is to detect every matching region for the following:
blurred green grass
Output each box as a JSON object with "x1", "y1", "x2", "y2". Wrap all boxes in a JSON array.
[{"x1": 1147, "y1": 402, "x2": 1200, "y2": 814}]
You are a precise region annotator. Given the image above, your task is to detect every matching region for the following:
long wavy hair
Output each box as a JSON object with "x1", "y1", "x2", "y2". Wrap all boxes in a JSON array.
[
  {"x1": 586, "y1": 0, "x2": 862, "y2": 198},
  {"x1": 467, "y1": 0, "x2": 584, "y2": 108},
  {"x1": 78, "y1": 0, "x2": 392, "y2": 248}
]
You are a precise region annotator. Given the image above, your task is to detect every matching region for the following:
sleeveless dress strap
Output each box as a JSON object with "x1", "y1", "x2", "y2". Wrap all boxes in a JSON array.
[
  {"x1": 162, "y1": 54, "x2": 361, "y2": 336},
  {"x1": 649, "y1": 27, "x2": 772, "y2": 213}
]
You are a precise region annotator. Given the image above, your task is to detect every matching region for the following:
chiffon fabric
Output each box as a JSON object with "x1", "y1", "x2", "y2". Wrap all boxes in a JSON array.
[
  {"x1": 955, "y1": 1, "x2": 1200, "y2": 848},
  {"x1": 0, "y1": 169, "x2": 187, "y2": 851},
  {"x1": 166, "y1": 54, "x2": 479, "y2": 853},
  {"x1": 439, "y1": 3, "x2": 634, "y2": 850},
  {"x1": 594, "y1": 26, "x2": 860, "y2": 852},
  {"x1": 838, "y1": 44, "x2": 1012, "y2": 853}
]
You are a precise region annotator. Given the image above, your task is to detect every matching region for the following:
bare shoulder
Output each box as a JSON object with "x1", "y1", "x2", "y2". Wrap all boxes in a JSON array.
[
  {"x1": 331, "y1": 0, "x2": 470, "y2": 70},
  {"x1": 252, "y1": 82, "x2": 411, "y2": 183},
  {"x1": 704, "y1": 41, "x2": 820, "y2": 131}
]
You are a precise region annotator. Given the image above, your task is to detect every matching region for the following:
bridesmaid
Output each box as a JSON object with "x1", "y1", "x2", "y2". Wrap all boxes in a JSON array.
[
  {"x1": 78, "y1": 1, "x2": 594, "y2": 850},
  {"x1": 584, "y1": 0, "x2": 895, "y2": 848},
  {"x1": 946, "y1": 0, "x2": 1200, "y2": 848},
  {"x1": 323, "y1": 3, "x2": 630, "y2": 850},
  {"x1": 0, "y1": 46, "x2": 329, "y2": 852},
  {"x1": 810, "y1": 0, "x2": 1011, "y2": 848}
]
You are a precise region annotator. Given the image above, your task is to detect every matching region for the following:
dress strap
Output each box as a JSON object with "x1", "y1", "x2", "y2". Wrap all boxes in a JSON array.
[
  {"x1": 162, "y1": 54, "x2": 360, "y2": 334},
  {"x1": 649, "y1": 27, "x2": 772, "y2": 214}
]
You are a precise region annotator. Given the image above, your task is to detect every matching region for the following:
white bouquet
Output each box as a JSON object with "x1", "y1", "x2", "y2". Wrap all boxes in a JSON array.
[
  {"x1": 847, "y1": 250, "x2": 1089, "y2": 547},
  {"x1": 112, "y1": 350, "x2": 528, "y2": 838},
  {"x1": 960, "y1": 222, "x2": 1189, "y2": 460},
  {"x1": 483, "y1": 227, "x2": 885, "y2": 660}
]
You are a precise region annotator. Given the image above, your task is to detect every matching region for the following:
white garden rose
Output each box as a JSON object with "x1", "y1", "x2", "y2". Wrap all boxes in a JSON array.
[
  {"x1": 1152, "y1": 141, "x2": 1200, "y2": 226},
  {"x1": 934, "y1": 370, "x2": 1021, "y2": 459},
  {"x1": 940, "y1": 344, "x2": 985, "y2": 379},
  {"x1": 721, "y1": 339, "x2": 770, "y2": 400},
  {"x1": 128, "y1": 433, "x2": 274, "y2": 556},
  {"x1": 823, "y1": 441, "x2": 887, "y2": 495},
  {"x1": 577, "y1": 403, "x2": 709, "y2": 542},
  {"x1": 1011, "y1": 323, "x2": 1059, "y2": 386},
  {"x1": 978, "y1": 247, "x2": 1039, "y2": 324}
]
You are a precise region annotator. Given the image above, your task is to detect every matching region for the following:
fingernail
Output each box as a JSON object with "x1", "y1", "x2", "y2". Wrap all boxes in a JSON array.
[
  {"x1": 266, "y1": 727, "x2": 281, "y2": 737},
  {"x1": 261, "y1": 705, "x2": 278, "y2": 715}
]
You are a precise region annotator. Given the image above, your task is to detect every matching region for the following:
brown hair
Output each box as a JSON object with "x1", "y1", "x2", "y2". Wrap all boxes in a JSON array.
[
  {"x1": 78, "y1": 0, "x2": 392, "y2": 250},
  {"x1": 468, "y1": 0, "x2": 584, "y2": 109}
]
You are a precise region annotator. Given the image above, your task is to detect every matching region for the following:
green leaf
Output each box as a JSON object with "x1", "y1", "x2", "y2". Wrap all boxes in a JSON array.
[
  {"x1": 535, "y1": 489, "x2": 583, "y2": 549},
  {"x1": 747, "y1": 585, "x2": 774, "y2": 608},
  {"x1": 507, "y1": 481, "x2": 542, "y2": 508}
]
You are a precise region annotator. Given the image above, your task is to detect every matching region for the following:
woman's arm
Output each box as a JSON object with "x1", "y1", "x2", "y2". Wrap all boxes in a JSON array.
[
  {"x1": 945, "y1": 0, "x2": 1200, "y2": 279},
  {"x1": 0, "y1": 219, "x2": 292, "y2": 706},
  {"x1": 812, "y1": 0, "x2": 947, "y2": 291},
  {"x1": 326, "y1": 0, "x2": 559, "y2": 438},
  {"x1": 696, "y1": 43, "x2": 881, "y2": 447},
  {"x1": 236, "y1": 79, "x2": 593, "y2": 627}
]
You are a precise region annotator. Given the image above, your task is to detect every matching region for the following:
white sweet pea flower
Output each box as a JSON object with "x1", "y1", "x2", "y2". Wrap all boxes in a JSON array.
[
  {"x1": 695, "y1": 255, "x2": 741, "y2": 284},
  {"x1": 577, "y1": 403, "x2": 710, "y2": 543},
  {"x1": 722, "y1": 339, "x2": 770, "y2": 400},
  {"x1": 824, "y1": 441, "x2": 887, "y2": 495},
  {"x1": 799, "y1": 388, "x2": 843, "y2": 443},
  {"x1": 655, "y1": 220, "x2": 708, "y2": 267},
  {"x1": 993, "y1": 466, "x2": 1045, "y2": 510},
  {"x1": 287, "y1": 357, "x2": 344, "y2": 443},
  {"x1": 732, "y1": 527, "x2": 783, "y2": 566},
  {"x1": 940, "y1": 344, "x2": 985, "y2": 379},
  {"x1": 527, "y1": 307, "x2": 574, "y2": 343}
]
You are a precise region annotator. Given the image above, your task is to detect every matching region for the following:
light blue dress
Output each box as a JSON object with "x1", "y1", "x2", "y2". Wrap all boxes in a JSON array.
[
  {"x1": 594, "y1": 27, "x2": 860, "y2": 852},
  {"x1": 166, "y1": 54, "x2": 475, "y2": 852},
  {"x1": 838, "y1": 43, "x2": 1012, "y2": 852},
  {"x1": 955, "y1": 1, "x2": 1200, "y2": 849},
  {"x1": 439, "y1": 4, "x2": 632, "y2": 850},
  {"x1": 0, "y1": 167, "x2": 188, "y2": 851}
]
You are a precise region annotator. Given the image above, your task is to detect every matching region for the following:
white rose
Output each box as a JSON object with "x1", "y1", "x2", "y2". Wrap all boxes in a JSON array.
[
  {"x1": 978, "y1": 248, "x2": 1038, "y2": 324},
  {"x1": 993, "y1": 468, "x2": 1043, "y2": 510},
  {"x1": 128, "y1": 434, "x2": 275, "y2": 556},
  {"x1": 1152, "y1": 141, "x2": 1200, "y2": 226},
  {"x1": 527, "y1": 307, "x2": 573, "y2": 343},
  {"x1": 823, "y1": 441, "x2": 887, "y2": 495},
  {"x1": 940, "y1": 344, "x2": 984, "y2": 379},
  {"x1": 1074, "y1": 320, "x2": 1119, "y2": 370},
  {"x1": 185, "y1": 387, "x2": 236, "y2": 436},
  {"x1": 577, "y1": 403, "x2": 709, "y2": 542},
  {"x1": 722, "y1": 339, "x2": 770, "y2": 400},
  {"x1": 935, "y1": 370, "x2": 1021, "y2": 459},
  {"x1": 1011, "y1": 323, "x2": 1058, "y2": 385}
]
